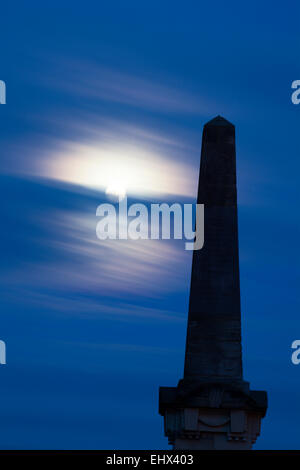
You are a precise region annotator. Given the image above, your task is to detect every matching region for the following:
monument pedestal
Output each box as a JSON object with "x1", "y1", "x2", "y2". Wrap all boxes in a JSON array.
[{"x1": 160, "y1": 380, "x2": 267, "y2": 449}]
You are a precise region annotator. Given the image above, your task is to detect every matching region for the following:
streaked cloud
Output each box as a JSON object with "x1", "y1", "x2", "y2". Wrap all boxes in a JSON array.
[
  {"x1": 3, "y1": 113, "x2": 198, "y2": 199},
  {"x1": 7, "y1": 209, "x2": 189, "y2": 295},
  {"x1": 35, "y1": 138, "x2": 196, "y2": 198},
  {"x1": 42, "y1": 58, "x2": 217, "y2": 115},
  {"x1": 0, "y1": 176, "x2": 192, "y2": 316}
]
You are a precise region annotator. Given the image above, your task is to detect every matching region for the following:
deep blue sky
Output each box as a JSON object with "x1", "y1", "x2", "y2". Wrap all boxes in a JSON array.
[{"x1": 0, "y1": 1, "x2": 299, "y2": 449}]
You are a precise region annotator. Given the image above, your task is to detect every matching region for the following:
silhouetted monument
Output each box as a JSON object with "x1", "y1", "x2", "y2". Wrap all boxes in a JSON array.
[{"x1": 159, "y1": 116, "x2": 267, "y2": 449}]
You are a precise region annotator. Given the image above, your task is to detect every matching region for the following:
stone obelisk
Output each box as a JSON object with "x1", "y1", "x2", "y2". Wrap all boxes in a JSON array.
[{"x1": 159, "y1": 116, "x2": 267, "y2": 450}]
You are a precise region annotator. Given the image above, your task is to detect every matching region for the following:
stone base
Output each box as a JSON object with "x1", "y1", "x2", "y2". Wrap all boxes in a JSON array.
[
  {"x1": 174, "y1": 437, "x2": 250, "y2": 450},
  {"x1": 159, "y1": 380, "x2": 267, "y2": 450},
  {"x1": 165, "y1": 408, "x2": 263, "y2": 449}
]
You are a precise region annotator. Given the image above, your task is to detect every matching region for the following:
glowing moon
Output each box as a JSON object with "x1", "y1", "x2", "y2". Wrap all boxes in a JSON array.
[
  {"x1": 36, "y1": 138, "x2": 195, "y2": 199},
  {"x1": 105, "y1": 183, "x2": 127, "y2": 200}
]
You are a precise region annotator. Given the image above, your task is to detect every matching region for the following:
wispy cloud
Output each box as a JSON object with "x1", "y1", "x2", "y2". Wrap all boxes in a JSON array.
[
  {"x1": 2, "y1": 115, "x2": 198, "y2": 199},
  {"x1": 0, "y1": 176, "x2": 191, "y2": 316},
  {"x1": 6, "y1": 209, "x2": 189, "y2": 295},
  {"x1": 42, "y1": 58, "x2": 217, "y2": 115}
]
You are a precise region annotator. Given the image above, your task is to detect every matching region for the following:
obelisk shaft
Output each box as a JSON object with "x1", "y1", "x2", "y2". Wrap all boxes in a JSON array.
[{"x1": 184, "y1": 116, "x2": 243, "y2": 381}]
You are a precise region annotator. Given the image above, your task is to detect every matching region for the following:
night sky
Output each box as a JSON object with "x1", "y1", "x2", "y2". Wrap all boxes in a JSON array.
[{"x1": 0, "y1": 1, "x2": 299, "y2": 449}]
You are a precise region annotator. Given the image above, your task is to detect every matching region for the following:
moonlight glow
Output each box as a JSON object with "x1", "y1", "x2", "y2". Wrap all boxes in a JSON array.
[{"x1": 37, "y1": 139, "x2": 195, "y2": 198}]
